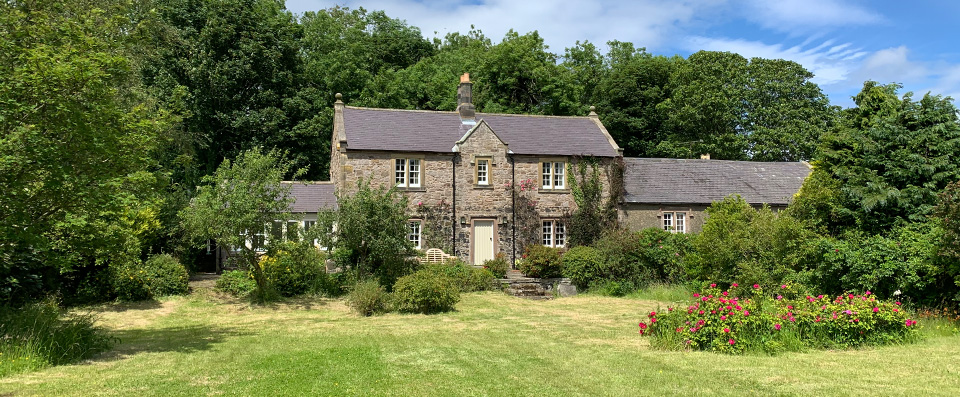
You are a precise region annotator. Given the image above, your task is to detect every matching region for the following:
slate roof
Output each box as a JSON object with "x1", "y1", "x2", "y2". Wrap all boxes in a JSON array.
[
  {"x1": 341, "y1": 106, "x2": 620, "y2": 157},
  {"x1": 284, "y1": 182, "x2": 337, "y2": 212},
  {"x1": 622, "y1": 158, "x2": 811, "y2": 205}
]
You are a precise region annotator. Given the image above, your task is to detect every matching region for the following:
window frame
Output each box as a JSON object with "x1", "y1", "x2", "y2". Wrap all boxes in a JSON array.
[
  {"x1": 475, "y1": 157, "x2": 491, "y2": 186},
  {"x1": 661, "y1": 211, "x2": 687, "y2": 233},
  {"x1": 395, "y1": 157, "x2": 423, "y2": 188},
  {"x1": 540, "y1": 160, "x2": 567, "y2": 190},
  {"x1": 541, "y1": 219, "x2": 566, "y2": 248},
  {"x1": 408, "y1": 219, "x2": 423, "y2": 250}
]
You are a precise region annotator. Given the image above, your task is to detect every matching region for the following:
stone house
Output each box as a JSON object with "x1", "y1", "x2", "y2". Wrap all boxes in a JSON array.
[
  {"x1": 619, "y1": 158, "x2": 812, "y2": 233},
  {"x1": 328, "y1": 74, "x2": 622, "y2": 265}
]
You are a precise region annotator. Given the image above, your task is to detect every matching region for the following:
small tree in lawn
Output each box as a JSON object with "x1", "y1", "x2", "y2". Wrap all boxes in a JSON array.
[
  {"x1": 180, "y1": 148, "x2": 303, "y2": 302},
  {"x1": 316, "y1": 180, "x2": 416, "y2": 286}
]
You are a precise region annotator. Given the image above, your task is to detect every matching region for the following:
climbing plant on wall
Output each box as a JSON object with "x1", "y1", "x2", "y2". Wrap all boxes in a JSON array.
[
  {"x1": 415, "y1": 199, "x2": 454, "y2": 253},
  {"x1": 566, "y1": 156, "x2": 624, "y2": 247}
]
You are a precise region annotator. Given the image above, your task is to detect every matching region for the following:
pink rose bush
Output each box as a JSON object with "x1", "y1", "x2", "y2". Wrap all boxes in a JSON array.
[{"x1": 638, "y1": 283, "x2": 921, "y2": 354}]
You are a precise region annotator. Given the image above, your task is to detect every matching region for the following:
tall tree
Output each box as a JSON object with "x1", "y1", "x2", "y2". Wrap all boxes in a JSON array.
[
  {"x1": 594, "y1": 42, "x2": 679, "y2": 157},
  {"x1": 0, "y1": 0, "x2": 169, "y2": 304},
  {"x1": 794, "y1": 82, "x2": 960, "y2": 234}
]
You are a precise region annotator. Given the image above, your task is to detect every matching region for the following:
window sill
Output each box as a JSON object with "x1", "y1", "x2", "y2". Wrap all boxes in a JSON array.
[
  {"x1": 473, "y1": 185, "x2": 494, "y2": 190},
  {"x1": 539, "y1": 189, "x2": 571, "y2": 194},
  {"x1": 396, "y1": 187, "x2": 427, "y2": 192}
]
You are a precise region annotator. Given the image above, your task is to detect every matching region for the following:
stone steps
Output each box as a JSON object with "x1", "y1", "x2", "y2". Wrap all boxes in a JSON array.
[{"x1": 497, "y1": 274, "x2": 577, "y2": 300}]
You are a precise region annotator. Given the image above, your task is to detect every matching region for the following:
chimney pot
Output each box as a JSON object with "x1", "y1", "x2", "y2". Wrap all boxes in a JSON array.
[
  {"x1": 700, "y1": 153, "x2": 711, "y2": 160},
  {"x1": 457, "y1": 73, "x2": 475, "y2": 125}
]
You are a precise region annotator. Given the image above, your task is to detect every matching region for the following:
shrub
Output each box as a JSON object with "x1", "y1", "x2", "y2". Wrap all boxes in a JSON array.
[
  {"x1": 684, "y1": 196, "x2": 812, "y2": 287},
  {"x1": 143, "y1": 254, "x2": 190, "y2": 296},
  {"x1": 261, "y1": 242, "x2": 326, "y2": 297},
  {"x1": 112, "y1": 254, "x2": 190, "y2": 301},
  {"x1": 634, "y1": 228, "x2": 692, "y2": 283},
  {"x1": 312, "y1": 271, "x2": 355, "y2": 297},
  {"x1": 562, "y1": 246, "x2": 604, "y2": 288},
  {"x1": 482, "y1": 253, "x2": 509, "y2": 279},
  {"x1": 215, "y1": 270, "x2": 257, "y2": 298},
  {"x1": 589, "y1": 279, "x2": 638, "y2": 297},
  {"x1": 425, "y1": 261, "x2": 495, "y2": 293},
  {"x1": 638, "y1": 283, "x2": 922, "y2": 354},
  {"x1": 519, "y1": 245, "x2": 563, "y2": 278},
  {"x1": 346, "y1": 280, "x2": 391, "y2": 316},
  {"x1": 0, "y1": 299, "x2": 112, "y2": 377},
  {"x1": 393, "y1": 270, "x2": 460, "y2": 314}
]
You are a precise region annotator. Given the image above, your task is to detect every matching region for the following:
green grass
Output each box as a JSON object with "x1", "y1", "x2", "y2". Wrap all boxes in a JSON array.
[{"x1": 2, "y1": 288, "x2": 959, "y2": 396}]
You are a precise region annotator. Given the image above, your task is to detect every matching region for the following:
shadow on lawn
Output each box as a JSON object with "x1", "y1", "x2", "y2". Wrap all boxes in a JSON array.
[
  {"x1": 94, "y1": 299, "x2": 164, "y2": 313},
  {"x1": 91, "y1": 324, "x2": 247, "y2": 363}
]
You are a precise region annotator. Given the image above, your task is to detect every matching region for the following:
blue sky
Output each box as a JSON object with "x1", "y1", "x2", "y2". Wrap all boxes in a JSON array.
[{"x1": 285, "y1": 0, "x2": 960, "y2": 107}]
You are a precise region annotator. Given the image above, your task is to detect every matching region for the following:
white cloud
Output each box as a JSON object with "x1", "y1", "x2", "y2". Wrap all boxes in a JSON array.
[
  {"x1": 741, "y1": 0, "x2": 884, "y2": 33},
  {"x1": 683, "y1": 36, "x2": 862, "y2": 86},
  {"x1": 850, "y1": 46, "x2": 927, "y2": 84},
  {"x1": 285, "y1": 0, "x2": 726, "y2": 52}
]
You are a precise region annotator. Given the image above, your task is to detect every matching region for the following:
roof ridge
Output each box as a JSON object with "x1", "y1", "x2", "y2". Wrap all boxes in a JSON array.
[
  {"x1": 281, "y1": 181, "x2": 334, "y2": 184},
  {"x1": 625, "y1": 157, "x2": 806, "y2": 165},
  {"x1": 344, "y1": 105, "x2": 592, "y2": 120}
]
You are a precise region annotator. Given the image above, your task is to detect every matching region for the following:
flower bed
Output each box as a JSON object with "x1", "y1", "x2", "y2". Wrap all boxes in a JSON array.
[{"x1": 638, "y1": 283, "x2": 921, "y2": 354}]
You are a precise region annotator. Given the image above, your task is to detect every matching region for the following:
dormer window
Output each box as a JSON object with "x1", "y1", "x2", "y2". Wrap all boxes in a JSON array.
[{"x1": 395, "y1": 158, "x2": 421, "y2": 188}]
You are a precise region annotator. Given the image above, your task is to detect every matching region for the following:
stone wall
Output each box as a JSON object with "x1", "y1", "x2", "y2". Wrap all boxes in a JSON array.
[{"x1": 620, "y1": 203, "x2": 788, "y2": 234}]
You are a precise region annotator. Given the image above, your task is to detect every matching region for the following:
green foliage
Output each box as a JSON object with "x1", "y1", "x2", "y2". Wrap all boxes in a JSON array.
[
  {"x1": 641, "y1": 285, "x2": 922, "y2": 354},
  {"x1": 684, "y1": 196, "x2": 812, "y2": 287},
  {"x1": 215, "y1": 270, "x2": 257, "y2": 298},
  {"x1": 519, "y1": 245, "x2": 564, "y2": 278},
  {"x1": 482, "y1": 253, "x2": 509, "y2": 279},
  {"x1": 180, "y1": 148, "x2": 303, "y2": 303},
  {"x1": 562, "y1": 246, "x2": 605, "y2": 288},
  {"x1": 0, "y1": 299, "x2": 112, "y2": 377},
  {"x1": 261, "y1": 242, "x2": 326, "y2": 297},
  {"x1": 392, "y1": 270, "x2": 460, "y2": 314},
  {"x1": 0, "y1": 0, "x2": 170, "y2": 306},
  {"x1": 423, "y1": 262, "x2": 495, "y2": 293},
  {"x1": 659, "y1": 51, "x2": 834, "y2": 161},
  {"x1": 796, "y1": 224, "x2": 949, "y2": 304},
  {"x1": 346, "y1": 280, "x2": 392, "y2": 316},
  {"x1": 566, "y1": 158, "x2": 622, "y2": 247},
  {"x1": 934, "y1": 181, "x2": 960, "y2": 295},
  {"x1": 317, "y1": 180, "x2": 416, "y2": 287},
  {"x1": 807, "y1": 82, "x2": 960, "y2": 234},
  {"x1": 111, "y1": 254, "x2": 189, "y2": 301}
]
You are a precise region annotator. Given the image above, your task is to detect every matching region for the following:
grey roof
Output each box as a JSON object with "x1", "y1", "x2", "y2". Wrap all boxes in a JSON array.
[
  {"x1": 623, "y1": 158, "x2": 811, "y2": 205},
  {"x1": 284, "y1": 182, "x2": 337, "y2": 212},
  {"x1": 341, "y1": 106, "x2": 619, "y2": 157}
]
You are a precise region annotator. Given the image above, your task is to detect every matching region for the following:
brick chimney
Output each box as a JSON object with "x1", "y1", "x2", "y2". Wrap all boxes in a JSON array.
[{"x1": 457, "y1": 73, "x2": 476, "y2": 125}]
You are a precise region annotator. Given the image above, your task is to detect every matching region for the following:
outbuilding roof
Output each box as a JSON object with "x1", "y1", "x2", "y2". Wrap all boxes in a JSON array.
[
  {"x1": 622, "y1": 158, "x2": 811, "y2": 205},
  {"x1": 340, "y1": 106, "x2": 620, "y2": 157},
  {"x1": 284, "y1": 182, "x2": 337, "y2": 213}
]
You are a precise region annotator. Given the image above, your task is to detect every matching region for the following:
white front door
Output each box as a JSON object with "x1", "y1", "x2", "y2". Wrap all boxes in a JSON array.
[{"x1": 472, "y1": 220, "x2": 495, "y2": 265}]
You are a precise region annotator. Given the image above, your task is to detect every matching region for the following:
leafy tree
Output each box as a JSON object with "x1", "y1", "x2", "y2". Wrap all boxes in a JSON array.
[
  {"x1": 809, "y1": 82, "x2": 960, "y2": 234},
  {"x1": 476, "y1": 30, "x2": 579, "y2": 115},
  {"x1": 145, "y1": 0, "x2": 326, "y2": 179},
  {"x1": 316, "y1": 181, "x2": 416, "y2": 286},
  {"x1": 0, "y1": 0, "x2": 169, "y2": 305},
  {"x1": 593, "y1": 42, "x2": 679, "y2": 157},
  {"x1": 180, "y1": 148, "x2": 303, "y2": 302},
  {"x1": 659, "y1": 51, "x2": 835, "y2": 160}
]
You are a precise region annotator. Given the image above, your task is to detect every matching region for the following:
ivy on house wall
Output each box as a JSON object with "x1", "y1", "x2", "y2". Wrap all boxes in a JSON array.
[
  {"x1": 565, "y1": 156, "x2": 624, "y2": 247},
  {"x1": 502, "y1": 179, "x2": 542, "y2": 257}
]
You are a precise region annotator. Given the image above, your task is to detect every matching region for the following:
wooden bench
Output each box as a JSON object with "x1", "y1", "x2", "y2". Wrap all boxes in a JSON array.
[{"x1": 420, "y1": 248, "x2": 457, "y2": 264}]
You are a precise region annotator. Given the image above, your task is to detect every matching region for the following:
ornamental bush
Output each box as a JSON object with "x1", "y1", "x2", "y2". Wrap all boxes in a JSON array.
[
  {"x1": 519, "y1": 245, "x2": 563, "y2": 278},
  {"x1": 261, "y1": 242, "x2": 326, "y2": 297},
  {"x1": 638, "y1": 283, "x2": 922, "y2": 354},
  {"x1": 482, "y1": 253, "x2": 509, "y2": 279},
  {"x1": 424, "y1": 261, "x2": 495, "y2": 293},
  {"x1": 561, "y1": 246, "x2": 605, "y2": 288},
  {"x1": 112, "y1": 255, "x2": 189, "y2": 301},
  {"x1": 215, "y1": 270, "x2": 257, "y2": 298},
  {"x1": 346, "y1": 279, "x2": 391, "y2": 316},
  {"x1": 392, "y1": 270, "x2": 460, "y2": 314}
]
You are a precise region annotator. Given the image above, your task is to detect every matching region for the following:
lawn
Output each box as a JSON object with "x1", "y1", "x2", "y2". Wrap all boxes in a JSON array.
[{"x1": 2, "y1": 287, "x2": 959, "y2": 396}]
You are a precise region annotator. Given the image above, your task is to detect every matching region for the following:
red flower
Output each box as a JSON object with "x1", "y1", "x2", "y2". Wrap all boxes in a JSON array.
[
  {"x1": 753, "y1": 284, "x2": 760, "y2": 289},
  {"x1": 774, "y1": 324, "x2": 782, "y2": 331},
  {"x1": 728, "y1": 339, "x2": 736, "y2": 345},
  {"x1": 638, "y1": 322, "x2": 647, "y2": 329},
  {"x1": 731, "y1": 283, "x2": 739, "y2": 287},
  {"x1": 710, "y1": 283, "x2": 717, "y2": 288},
  {"x1": 651, "y1": 318, "x2": 657, "y2": 324},
  {"x1": 723, "y1": 328, "x2": 730, "y2": 333}
]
